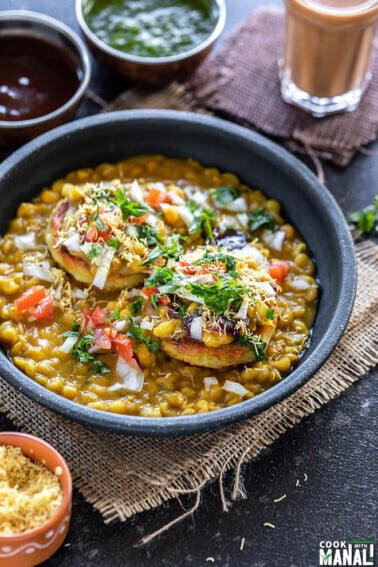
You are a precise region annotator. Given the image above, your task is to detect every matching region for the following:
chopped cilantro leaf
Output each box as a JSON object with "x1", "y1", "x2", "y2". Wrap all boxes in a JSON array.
[
  {"x1": 140, "y1": 234, "x2": 185, "y2": 266},
  {"x1": 136, "y1": 224, "x2": 161, "y2": 247},
  {"x1": 188, "y1": 202, "x2": 216, "y2": 241},
  {"x1": 188, "y1": 280, "x2": 245, "y2": 314},
  {"x1": 178, "y1": 304, "x2": 186, "y2": 318},
  {"x1": 64, "y1": 323, "x2": 109, "y2": 374},
  {"x1": 348, "y1": 196, "x2": 378, "y2": 234},
  {"x1": 92, "y1": 206, "x2": 108, "y2": 232},
  {"x1": 129, "y1": 297, "x2": 143, "y2": 317},
  {"x1": 107, "y1": 235, "x2": 122, "y2": 250},
  {"x1": 114, "y1": 187, "x2": 150, "y2": 220},
  {"x1": 212, "y1": 185, "x2": 240, "y2": 206},
  {"x1": 248, "y1": 206, "x2": 277, "y2": 232},
  {"x1": 127, "y1": 318, "x2": 161, "y2": 353},
  {"x1": 140, "y1": 245, "x2": 162, "y2": 266},
  {"x1": 150, "y1": 293, "x2": 159, "y2": 311},
  {"x1": 265, "y1": 308, "x2": 276, "y2": 320},
  {"x1": 86, "y1": 243, "x2": 103, "y2": 259},
  {"x1": 112, "y1": 310, "x2": 121, "y2": 320},
  {"x1": 93, "y1": 359, "x2": 110, "y2": 374},
  {"x1": 237, "y1": 333, "x2": 267, "y2": 361},
  {"x1": 146, "y1": 267, "x2": 175, "y2": 289}
]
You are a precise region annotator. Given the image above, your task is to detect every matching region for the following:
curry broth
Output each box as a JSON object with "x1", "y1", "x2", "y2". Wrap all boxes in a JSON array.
[{"x1": 0, "y1": 156, "x2": 318, "y2": 417}]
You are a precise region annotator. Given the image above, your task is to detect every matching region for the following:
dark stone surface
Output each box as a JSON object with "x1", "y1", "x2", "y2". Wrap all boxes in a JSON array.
[{"x1": 0, "y1": 0, "x2": 377, "y2": 565}]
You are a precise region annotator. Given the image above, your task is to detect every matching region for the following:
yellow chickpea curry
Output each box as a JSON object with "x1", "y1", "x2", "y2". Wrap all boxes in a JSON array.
[{"x1": 0, "y1": 156, "x2": 318, "y2": 418}]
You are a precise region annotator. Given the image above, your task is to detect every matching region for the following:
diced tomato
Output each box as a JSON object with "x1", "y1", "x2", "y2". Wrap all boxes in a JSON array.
[
  {"x1": 93, "y1": 327, "x2": 112, "y2": 350},
  {"x1": 269, "y1": 260, "x2": 289, "y2": 283},
  {"x1": 158, "y1": 295, "x2": 170, "y2": 306},
  {"x1": 86, "y1": 224, "x2": 98, "y2": 242},
  {"x1": 130, "y1": 213, "x2": 150, "y2": 225},
  {"x1": 142, "y1": 286, "x2": 158, "y2": 298},
  {"x1": 82, "y1": 306, "x2": 106, "y2": 331},
  {"x1": 14, "y1": 286, "x2": 47, "y2": 313},
  {"x1": 29, "y1": 295, "x2": 54, "y2": 321},
  {"x1": 97, "y1": 227, "x2": 112, "y2": 241},
  {"x1": 91, "y1": 306, "x2": 106, "y2": 326},
  {"x1": 146, "y1": 188, "x2": 170, "y2": 209},
  {"x1": 112, "y1": 334, "x2": 134, "y2": 362}
]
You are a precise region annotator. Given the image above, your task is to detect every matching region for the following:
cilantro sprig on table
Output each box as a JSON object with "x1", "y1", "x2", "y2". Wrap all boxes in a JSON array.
[{"x1": 348, "y1": 196, "x2": 378, "y2": 235}]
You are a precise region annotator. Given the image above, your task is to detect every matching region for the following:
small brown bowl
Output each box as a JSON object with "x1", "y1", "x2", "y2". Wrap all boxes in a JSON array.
[
  {"x1": 76, "y1": 0, "x2": 226, "y2": 85},
  {"x1": 0, "y1": 11, "x2": 91, "y2": 148},
  {"x1": 0, "y1": 432, "x2": 72, "y2": 567}
]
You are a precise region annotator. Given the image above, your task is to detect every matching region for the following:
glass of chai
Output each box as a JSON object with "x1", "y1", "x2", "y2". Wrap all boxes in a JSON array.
[{"x1": 280, "y1": 0, "x2": 378, "y2": 117}]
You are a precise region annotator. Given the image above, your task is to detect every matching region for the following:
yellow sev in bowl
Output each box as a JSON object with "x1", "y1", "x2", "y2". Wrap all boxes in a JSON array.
[{"x1": 0, "y1": 445, "x2": 63, "y2": 535}]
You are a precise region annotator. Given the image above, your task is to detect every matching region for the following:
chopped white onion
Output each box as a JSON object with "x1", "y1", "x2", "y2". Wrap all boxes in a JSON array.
[
  {"x1": 130, "y1": 179, "x2": 145, "y2": 204},
  {"x1": 223, "y1": 196, "x2": 248, "y2": 213},
  {"x1": 62, "y1": 233, "x2": 81, "y2": 253},
  {"x1": 92, "y1": 247, "x2": 116, "y2": 290},
  {"x1": 140, "y1": 320, "x2": 155, "y2": 330},
  {"x1": 74, "y1": 287, "x2": 86, "y2": 299},
  {"x1": 176, "y1": 291, "x2": 205, "y2": 304},
  {"x1": 126, "y1": 225, "x2": 138, "y2": 237},
  {"x1": 262, "y1": 229, "x2": 286, "y2": 251},
  {"x1": 290, "y1": 277, "x2": 310, "y2": 290},
  {"x1": 183, "y1": 185, "x2": 208, "y2": 206},
  {"x1": 217, "y1": 215, "x2": 236, "y2": 235},
  {"x1": 190, "y1": 315, "x2": 203, "y2": 341},
  {"x1": 186, "y1": 273, "x2": 214, "y2": 285},
  {"x1": 168, "y1": 192, "x2": 185, "y2": 206},
  {"x1": 235, "y1": 295, "x2": 249, "y2": 320},
  {"x1": 58, "y1": 335, "x2": 78, "y2": 353},
  {"x1": 204, "y1": 376, "x2": 219, "y2": 390},
  {"x1": 236, "y1": 213, "x2": 249, "y2": 228},
  {"x1": 233, "y1": 245, "x2": 268, "y2": 268},
  {"x1": 22, "y1": 261, "x2": 53, "y2": 282},
  {"x1": 115, "y1": 355, "x2": 144, "y2": 392},
  {"x1": 176, "y1": 206, "x2": 194, "y2": 228},
  {"x1": 114, "y1": 320, "x2": 127, "y2": 331},
  {"x1": 126, "y1": 288, "x2": 142, "y2": 298},
  {"x1": 257, "y1": 281, "x2": 276, "y2": 297},
  {"x1": 223, "y1": 380, "x2": 249, "y2": 397},
  {"x1": 54, "y1": 284, "x2": 62, "y2": 301},
  {"x1": 146, "y1": 214, "x2": 157, "y2": 227},
  {"x1": 14, "y1": 232, "x2": 36, "y2": 250}
]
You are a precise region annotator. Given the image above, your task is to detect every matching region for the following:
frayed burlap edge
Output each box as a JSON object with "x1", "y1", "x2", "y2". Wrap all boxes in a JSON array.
[{"x1": 0, "y1": 240, "x2": 377, "y2": 536}]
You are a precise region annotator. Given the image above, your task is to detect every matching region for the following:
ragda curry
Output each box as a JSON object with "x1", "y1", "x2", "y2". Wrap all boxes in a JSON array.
[{"x1": 0, "y1": 156, "x2": 318, "y2": 417}]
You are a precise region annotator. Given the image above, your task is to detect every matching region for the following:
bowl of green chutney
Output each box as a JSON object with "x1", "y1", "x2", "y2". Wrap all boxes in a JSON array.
[{"x1": 76, "y1": 0, "x2": 226, "y2": 85}]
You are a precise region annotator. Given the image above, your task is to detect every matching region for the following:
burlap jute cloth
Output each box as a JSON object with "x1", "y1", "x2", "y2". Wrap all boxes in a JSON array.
[
  {"x1": 104, "y1": 9, "x2": 378, "y2": 167},
  {"x1": 0, "y1": 239, "x2": 377, "y2": 540}
]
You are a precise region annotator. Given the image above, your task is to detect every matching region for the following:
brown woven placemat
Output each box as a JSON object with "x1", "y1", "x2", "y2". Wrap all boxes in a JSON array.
[
  {"x1": 0, "y1": 239, "x2": 377, "y2": 538},
  {"x1": 105, "y1": 9, "x2": 378, "y2": 166}
]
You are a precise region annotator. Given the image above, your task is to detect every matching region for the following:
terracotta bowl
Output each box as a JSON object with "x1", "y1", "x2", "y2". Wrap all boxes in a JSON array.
[
  {"x1": 76, "y1": 0, "x2": 226, "y2": 85},
  {"x1": 0, "y1": 432, "x2": 72, "y2": 567}
]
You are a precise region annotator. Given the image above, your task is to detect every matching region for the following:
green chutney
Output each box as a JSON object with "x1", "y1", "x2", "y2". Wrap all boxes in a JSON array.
[{"x1": 83, "y1": 0, "x2": 215, "y2": 58}]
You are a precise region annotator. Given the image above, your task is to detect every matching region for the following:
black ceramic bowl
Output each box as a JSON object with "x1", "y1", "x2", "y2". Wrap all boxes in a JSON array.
[{"x1": 0, "y1": 110, "x2": 356, "y2": 436}]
